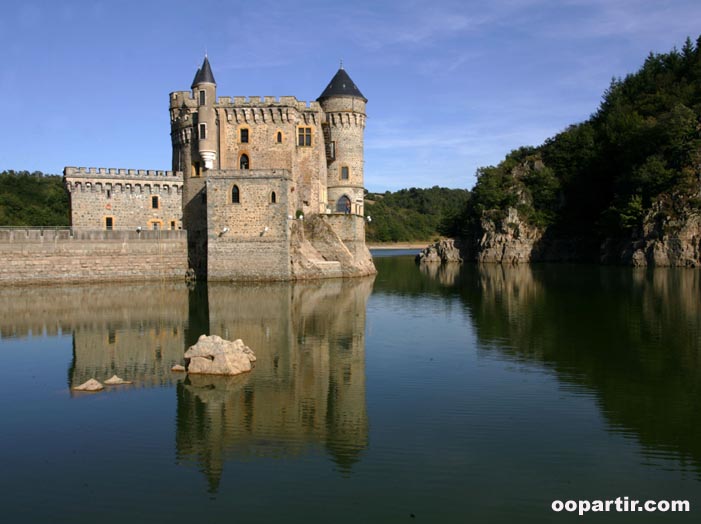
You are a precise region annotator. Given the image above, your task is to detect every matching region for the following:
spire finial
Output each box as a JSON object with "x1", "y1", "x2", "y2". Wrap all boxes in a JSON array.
[{"x1": 340, "y1": 59, "x2": 343, "y2": 70}]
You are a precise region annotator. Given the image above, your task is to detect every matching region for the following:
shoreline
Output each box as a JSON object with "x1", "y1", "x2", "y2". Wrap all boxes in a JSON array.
[{"x1": 367, "y1": 242, "x2": 427, "y2": 250}]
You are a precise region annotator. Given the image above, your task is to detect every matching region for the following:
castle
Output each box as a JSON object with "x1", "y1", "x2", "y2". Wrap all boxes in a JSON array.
[{"x1": 64, "y1": 57, "x2": 375, "y2": 281}]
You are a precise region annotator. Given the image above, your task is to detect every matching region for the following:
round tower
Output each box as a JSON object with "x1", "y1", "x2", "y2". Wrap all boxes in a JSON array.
[
  {"x1": 192, "y1": 56, "x2": 218, "y2": 170},
  {"x1": 169, "y1": 55, "x2": 218, "y2": 278},
  {"x1": 318, "y1": 66, "x2": 367, "y2": 215}
]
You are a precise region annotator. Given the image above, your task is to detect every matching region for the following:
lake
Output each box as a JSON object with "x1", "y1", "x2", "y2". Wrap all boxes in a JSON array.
[{"x1": 0, "y1": 254, "x2": 699, "y2": 523}]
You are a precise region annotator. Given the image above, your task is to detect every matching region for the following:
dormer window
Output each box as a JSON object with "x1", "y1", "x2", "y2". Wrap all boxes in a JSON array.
[{"x1": 199, "y1": 90, "x2": 206, "y2": 105}]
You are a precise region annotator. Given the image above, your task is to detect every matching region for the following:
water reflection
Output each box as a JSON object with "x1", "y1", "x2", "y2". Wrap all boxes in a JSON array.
[
  {"x1": 176, "y1": 279, "x2": 373, "y2": 491},
  {"x1": 412, "y1": 259, "x2": 701, "y2": 476},
  {"x1": 0, "y1": 283, "x2": 189, "y2": 390}
]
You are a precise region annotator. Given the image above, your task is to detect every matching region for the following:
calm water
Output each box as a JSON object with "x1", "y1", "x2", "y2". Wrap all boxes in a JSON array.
[{"x1": 0, "y1": 256, "x2": 699, "y2": 523}]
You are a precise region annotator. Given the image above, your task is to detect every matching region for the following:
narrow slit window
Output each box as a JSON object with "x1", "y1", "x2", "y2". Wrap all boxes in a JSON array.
[
  {"x1": 199, "y1": 90, "x2": 206, "y2": 105},
  {"x1": 271, "y1": 191, "x2": 276, "y2": 204},
  {"x1": 232, "y1": 185, "x2": 240, "y2": 204},
  {"x1": 276, "y1": 131, "x2": 282, "y2": 143},
  {"x1": 199, "y1": 123, "x2": 207, "y2": 140}
]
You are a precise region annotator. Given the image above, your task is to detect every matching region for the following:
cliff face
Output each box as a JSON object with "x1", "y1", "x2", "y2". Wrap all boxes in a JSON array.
[
  {"x1": 472, "y1": 199, "x2": 701, "y2": 267},
  {"x1": 602, "y1": 196, "x2": 701, "y2": 268},
  {"x1": 475, "y1": 207, "x2": 543, "y2": 264}
]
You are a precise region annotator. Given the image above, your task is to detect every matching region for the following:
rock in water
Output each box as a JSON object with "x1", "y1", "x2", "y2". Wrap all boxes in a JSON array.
[
  {"x1": 184, "y1": 335, "x2": 256, "y2": 376},
  {"x1": 72, "y1": 379, "x2": 104, "y2": 392},
  {"x1": 171, "y1": 364, "x2": 186, "y2": 372},
  {"x1": 104, "y1": 375, "x2": 133, "y2": 385},
  {"x1": 416, "y1": 239, "x2": 463, "y2": 264}
]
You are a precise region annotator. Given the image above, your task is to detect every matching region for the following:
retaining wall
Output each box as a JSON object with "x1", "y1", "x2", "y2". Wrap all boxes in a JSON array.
[{"x1": 0, "y1": 229, "x2": 188, "y2": 285}]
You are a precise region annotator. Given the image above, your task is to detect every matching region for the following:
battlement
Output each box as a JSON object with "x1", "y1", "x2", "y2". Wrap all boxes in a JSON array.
[
  {"x1": 64, "y1": 167, "x2": 183, "y2": 180},
  {"x1": 220, "y1": 96, "x2": 321, "y2": 113}
]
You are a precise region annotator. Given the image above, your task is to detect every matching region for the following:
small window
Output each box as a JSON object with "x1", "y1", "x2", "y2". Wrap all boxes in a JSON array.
[
  {"x1": 199, "y1": 90, "x2": 206, "y2": 105},
  {"x1": 152, "y1": 222, "x2": 160, "y2": 230},
  {"x1": 152, "y1": 195, "x2": 159, "y2": 209},
  {"x1": 271, "y1": 191, "x2": 276, "y2": 204},
  {"x1": 240, "y1": 154, "x2": 249, "y2": 170},
  {"x1": 170, "y1": 220, "x2": 176, "y2": 230},
  {"x1": 336, "y1": 196, "x2": 351, "y2": 213},
  {"x1": 298, "y1": 127, "x2": 312, "y2": 147},
  {"x1": 240, "y1": 128, "x2": 249, "y2": 143},
  {"x1": 105, "y1": 217, "x2": 114, "y2": 230},
  {"x1": 232, "y1": 185, "x2": 240, "y2": 204},
  {"x1": 106, "y1": 189, "x2": 111, "y2": 199},
  {"x1": 341, "y1": 166, "x2": 349, "y2": 180},
  {"x1": 193, "y1": 162, "x2": 201, "y2": 178},
  {"x1": 199, "y1": 123, "x2": 207, "y2": 140},
  {"x1": 276, "y1": 131, "x2": 282, "y2": 143}
]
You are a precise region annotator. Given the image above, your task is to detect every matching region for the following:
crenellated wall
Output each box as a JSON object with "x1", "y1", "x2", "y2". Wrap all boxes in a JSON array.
[
  {"x1": 64, "y1": 166, "x2": 184, "y2": 230},
  {"x1": 0, "y1": 229, "x2": 187, "y2": 285}
]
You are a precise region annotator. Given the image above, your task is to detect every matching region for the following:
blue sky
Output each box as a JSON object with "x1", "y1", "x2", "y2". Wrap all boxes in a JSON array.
[{"x1": 1, "y1": 0, "x2": 699, "y2": 192}]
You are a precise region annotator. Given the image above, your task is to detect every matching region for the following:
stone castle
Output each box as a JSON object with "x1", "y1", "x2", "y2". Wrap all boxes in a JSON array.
[{"x1": 64, "y1": 57, "x2": 375, "y2": 281}]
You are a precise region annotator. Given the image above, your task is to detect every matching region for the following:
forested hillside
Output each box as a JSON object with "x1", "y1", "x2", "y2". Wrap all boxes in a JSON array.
[
  {"x1": 0, "y1": 171, "x2": 69, "y2": 226},
  {"x1": 365, "y1": 186, "x2": 470, "y2": 242},
  {"x1": 448, "y1": 36, "x2": 701, "y2": 264}
]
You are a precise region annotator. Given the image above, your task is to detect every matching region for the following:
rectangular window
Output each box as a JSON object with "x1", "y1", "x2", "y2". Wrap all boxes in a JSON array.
[
  {"x1": 341, "y1": 166, "x2": 349, "y2": 180},
  {"x1": 199, "y1": 123, "x2": 207, "y2": 140},
  {"x1": 151, "y1": 196, "x2": 159, "y2": 209},
  {"x1": 199, "y1": 90, "x2": 206, "y2": 105},
  {"x1": 326, "y1": 141, "x2": 336, "y2": 160},
  {"x1": 105, "y1": 217, "x2": 113, "y2": 230},
  {"x1": 240, "y1": 128, "x2": 249, "y2": 143},
  {"x1": 193, "y1": 162, "x2": 201, "y2": 178},
  {"x1": 170, "y1": 220, "x2": 176, "y2": 230},
  {"x1": 298, "y1": 127, "x2": 312, "y2": 147}
]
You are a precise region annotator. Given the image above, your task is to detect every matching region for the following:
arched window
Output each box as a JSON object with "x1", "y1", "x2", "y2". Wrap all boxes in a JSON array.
[
  {"x1": 240, "y1": 154, "x2": 249, "y2": 170},
  {"x1": 336, "y1": 195, "x2": 351, "y2": 214},
  {"x1": 276, "y1": 131, "x2": 282, "y2": 143},
  {"x1": 232, "y1": 185, "x2": 240, "y2": 204},
  {"x1": 271, "y1": 191, "x2": 276, "y2": 204}
]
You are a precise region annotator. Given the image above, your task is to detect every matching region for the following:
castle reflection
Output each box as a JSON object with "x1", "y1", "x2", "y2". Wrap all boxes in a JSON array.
[
  {"x1": 0, "y1": 277, "x2": 373, "y2": 491},
  {"x1": 177, "y1": 278, "x2": 373, "y2": 492}
]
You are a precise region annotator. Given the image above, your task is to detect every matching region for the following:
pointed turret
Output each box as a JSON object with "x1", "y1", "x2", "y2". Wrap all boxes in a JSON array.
[
  {"x1": 317, "y1": 67, "x2": 366, "y2": 102},
  {"x1": 191, "y1": 56, "x2": 216, "y2": 88}
]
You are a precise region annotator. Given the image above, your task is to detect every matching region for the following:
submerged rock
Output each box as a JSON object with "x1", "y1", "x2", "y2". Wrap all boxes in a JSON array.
[
  {"x1": 72, "y1": 378, "x2": 104, "y2": 392},
  {"x1": 184, "y1": 335, "x2": 256, "y2": 376},
  {"x1": 171, "y1": 364, "x2": 186, "y2": 372},
  {"x1": 104, "y1": 375, "x2": 133, "y2": 385}
]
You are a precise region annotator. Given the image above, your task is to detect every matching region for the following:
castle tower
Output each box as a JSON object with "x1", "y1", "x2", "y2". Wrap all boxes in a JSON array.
[
  {"x1": 318, "y1": 66, "x2": 367, "y2": 216},
  {"x1": 169, "y1": 56, "x2": 218, "y2": 277}
]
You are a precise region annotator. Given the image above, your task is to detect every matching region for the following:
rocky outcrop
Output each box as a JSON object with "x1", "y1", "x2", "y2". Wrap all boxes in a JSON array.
[
  {"x1": 171, "y1": 364, "x2": 186, "y2": 372},
  {"x1": 476, "y1": 207, "x2": 543, "y2": 264},
  {"x1": 416, "y1": 239, "x2": 463, "y2": 264},
  {"x1": 602, "y1": 198, "x2": 701, "y2": 267},
  {"x1": 72, "y1": 378, "x2": 104, "y2": 392},
  {"x1": 289, "y1": 215, "x2": 376, "y2": 279},
  {"x1": 184, "y1": 335, "x2": 256, "y2": 376}
]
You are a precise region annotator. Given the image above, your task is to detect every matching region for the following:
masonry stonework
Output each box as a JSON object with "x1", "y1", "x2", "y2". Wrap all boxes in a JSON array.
[{"x1": 58, "y1": 57, "x2": 375, "y2": 282}]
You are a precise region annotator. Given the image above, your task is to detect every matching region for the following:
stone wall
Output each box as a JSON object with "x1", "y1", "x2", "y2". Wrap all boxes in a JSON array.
[
  {"x1": 64, "y1": 167, "x2": 183, "y2": 230},
  {"x1": 0, "y1": 229, "x2": 188, "y2": 285},
  {"x1": 206, "y1": 170, "x2": 293, "y2": 281}
]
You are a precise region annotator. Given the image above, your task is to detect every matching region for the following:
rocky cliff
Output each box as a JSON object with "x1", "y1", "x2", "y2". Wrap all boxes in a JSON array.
[{"x1": 602, "y1": 195, "x2": 701, "y2": 267}]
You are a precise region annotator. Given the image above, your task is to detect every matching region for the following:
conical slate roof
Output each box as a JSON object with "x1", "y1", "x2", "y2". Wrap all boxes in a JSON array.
[
  {"x1": 318, "y1": 67, "x2": 366, "y2": 102},
  {"x1": 191, "y1": 56, "x2": 216, "y2": 88}
]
